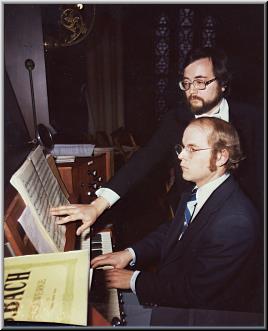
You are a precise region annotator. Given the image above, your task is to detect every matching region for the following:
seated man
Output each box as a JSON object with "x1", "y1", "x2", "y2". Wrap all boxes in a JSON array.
[{"x1": 91, "y1": 117, "x2": 262, "y2": 326}]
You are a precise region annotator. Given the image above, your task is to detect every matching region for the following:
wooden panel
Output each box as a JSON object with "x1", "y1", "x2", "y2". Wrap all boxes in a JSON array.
[
  {"x1": 94, "y1": 147, "x2": 115, "y2": 179},
  {"x1": 88, "y1": 306, "x2": 111, "y2": 326},
  {"x1": 4, "y1": 193, "x2": 37, "y2": 256},
  {"x1": 57, "y1": 154, "x2": 109, "y2": 204},
  {"x1": 57, "y1": 165, "x2": 75, "y2": 195}
]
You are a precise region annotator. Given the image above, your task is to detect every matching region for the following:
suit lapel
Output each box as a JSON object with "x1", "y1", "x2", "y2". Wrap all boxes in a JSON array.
[
  {"x1": 162, "y1": 176, "x2": 237, "y2": 266},
  {"x1": 162, "y1": 191, "x2": 191, "y2": 257}
]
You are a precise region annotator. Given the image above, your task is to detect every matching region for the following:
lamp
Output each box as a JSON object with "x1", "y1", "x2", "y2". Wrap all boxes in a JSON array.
[
  {"x1": 25, "y1": 59, "x2": 37, "y2": 136},
  {"x1": 25, "y1": 59, "x2": 53, "y2": 151}
]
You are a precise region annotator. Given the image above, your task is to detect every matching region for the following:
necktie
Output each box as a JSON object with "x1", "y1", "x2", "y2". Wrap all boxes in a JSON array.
[{"x1": 178, "y1": 189, "x2": 197, "y2": 240}]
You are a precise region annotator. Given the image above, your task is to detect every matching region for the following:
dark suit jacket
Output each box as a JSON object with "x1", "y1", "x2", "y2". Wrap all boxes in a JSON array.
[
  {"x1": 131, "y1": 176, "x2": 261, "y2": 313},
  {"x1": 105, "y1": 99, "x2": 263, "y2": 216},
  {"x1": 132, "y1": 176, "x2": 260, "y2": 311}
]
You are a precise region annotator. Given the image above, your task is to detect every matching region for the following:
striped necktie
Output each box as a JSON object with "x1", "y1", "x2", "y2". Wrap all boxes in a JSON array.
[{"x1": 178, "y1": 188, "x2": 197, "y2": 240}]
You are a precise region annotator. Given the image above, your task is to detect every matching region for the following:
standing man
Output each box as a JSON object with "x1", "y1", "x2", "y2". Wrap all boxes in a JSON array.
[
  {"x1": 91, "y1": 117, "x2": 262, "y2": 326},
  {"x1": 51, "y1": 47, "x2": 263, "y2": 236}
]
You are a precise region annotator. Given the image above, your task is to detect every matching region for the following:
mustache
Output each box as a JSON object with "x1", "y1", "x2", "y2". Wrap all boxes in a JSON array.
[{"x1": 189, "y1": 95, "x2": 203, "y2": 102}]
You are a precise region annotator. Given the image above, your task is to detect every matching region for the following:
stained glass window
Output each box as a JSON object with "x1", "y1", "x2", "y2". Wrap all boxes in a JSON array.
[
  {"x1": 202, "y1": 15, "x2": 216, "y2": 47},
  {"x1": 177, "y1": 8, "x2": 194, "y2": 72},
  {"x1": 154, "y1": 8, "x2": 216, "y2": 120}
]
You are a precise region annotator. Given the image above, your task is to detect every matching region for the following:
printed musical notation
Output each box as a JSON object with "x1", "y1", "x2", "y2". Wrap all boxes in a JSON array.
[{"x1": 10, "y1": 146, "x2": 69, "y2": 252}]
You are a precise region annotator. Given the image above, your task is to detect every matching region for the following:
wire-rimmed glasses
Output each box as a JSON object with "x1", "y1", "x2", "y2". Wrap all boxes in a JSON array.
[{"x1": 175, "y1": 144, "x2": 212, "y2": 157}]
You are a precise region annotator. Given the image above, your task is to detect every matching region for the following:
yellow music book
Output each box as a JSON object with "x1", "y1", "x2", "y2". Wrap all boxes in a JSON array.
[{"x1": 4, "y1": 250, "x2": 89, "y2": 326}]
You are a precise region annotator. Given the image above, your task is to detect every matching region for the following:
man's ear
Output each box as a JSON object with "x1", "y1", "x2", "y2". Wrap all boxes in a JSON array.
[{"x1": 216, "y1": 149, "x2": 229, "y2": 167}]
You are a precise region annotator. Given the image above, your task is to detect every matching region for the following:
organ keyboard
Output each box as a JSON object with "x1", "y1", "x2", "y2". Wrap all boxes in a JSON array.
[{"x1": 80, "y1": 229, "x2": 126, "y2": 326}]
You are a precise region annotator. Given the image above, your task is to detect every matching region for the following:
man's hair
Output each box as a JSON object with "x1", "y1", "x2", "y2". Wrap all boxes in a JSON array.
[
  {"x1": 182, "y1": 47, "x2": 232, "y2": 96},
  {"x1": 190, "y1": 117, "x2": 244, "y2": 172}
]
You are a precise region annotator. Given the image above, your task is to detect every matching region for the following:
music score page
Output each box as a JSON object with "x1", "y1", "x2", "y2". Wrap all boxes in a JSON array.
[{"x1": 10, "y1": 145, "x2": 69, "y2": 252}]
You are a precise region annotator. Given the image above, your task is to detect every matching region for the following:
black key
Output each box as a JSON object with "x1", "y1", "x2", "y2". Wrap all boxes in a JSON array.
[
  {"x1": 91, "y1": 249, "x2": 102, "y2": 259},
  {"x1": 91, "y1": 242, "x2": 102, "y2": 249},
  {"x1": 91, "y1": 233, "x2": 102, "y2": 243}
]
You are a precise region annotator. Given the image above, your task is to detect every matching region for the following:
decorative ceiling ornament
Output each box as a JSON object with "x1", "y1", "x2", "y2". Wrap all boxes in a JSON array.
[{"x1": 42, "y1": 4, "x2": 96, "y2": 49}]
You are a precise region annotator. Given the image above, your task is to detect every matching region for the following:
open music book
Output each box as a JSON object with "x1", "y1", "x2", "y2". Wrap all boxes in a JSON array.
[
  {"x1": 10, "y1": 145, "x2": 69, "y2": 252},
  {"x1": 4, "y1": 250, "x2": 90, "y2": 326}
]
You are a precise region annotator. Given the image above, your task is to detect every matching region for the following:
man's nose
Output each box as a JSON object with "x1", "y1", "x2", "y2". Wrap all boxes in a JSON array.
[
  {"x1": 189, "y1": 82, "x2": 198, "y2": 92},
  {"x1": 178, "y1": 149, "x2": 186, "y2": 160}
]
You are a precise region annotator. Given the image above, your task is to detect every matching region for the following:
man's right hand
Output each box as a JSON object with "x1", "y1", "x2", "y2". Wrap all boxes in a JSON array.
[
  {"x1": 91, "y1": 250, "x2": 133, "y2": 269},
  {"x1": 50, "y1": 196, "x2": 110, "y2": 236}
]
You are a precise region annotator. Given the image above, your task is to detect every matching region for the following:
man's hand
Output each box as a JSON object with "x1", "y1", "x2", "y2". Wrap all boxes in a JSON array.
[
  {"x1": 50, "y1": 197, "x2": 109, "y2": 235},
  {"x1": 91, "y1": 250, "x2": 133, "y2": 269},
  {"x1": 105, "y1": 269, "x2": 134, "y2": 289}
]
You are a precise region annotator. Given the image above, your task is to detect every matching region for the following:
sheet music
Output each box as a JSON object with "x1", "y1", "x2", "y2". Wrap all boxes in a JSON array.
[
  {"x1": 10, "y1": 146, "x2": 67, "y2": 252},
  {"x1": 29, "y1": 146, "x2": 69, "y2": 206},
  {"x1": 51, "y1": 144, "x2": 95, "y2": 157},
  {"x1": 18, "y1": 206, "x2": 55, "y2": 253}
]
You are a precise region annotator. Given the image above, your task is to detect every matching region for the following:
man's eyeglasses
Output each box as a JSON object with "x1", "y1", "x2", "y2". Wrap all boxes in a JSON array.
[
  {"x1": 179, "y1": 77, "x2": 217, "y2": 91},
  {"x1": 175, "y1": 144, "x2": 212, "y2": 156}
]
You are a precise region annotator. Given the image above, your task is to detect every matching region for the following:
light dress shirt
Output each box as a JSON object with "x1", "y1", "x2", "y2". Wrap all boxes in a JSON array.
[
  {"x1": 95, "y1": 187, "x2": 120, "y2": 207},
  {"x1": 195, "y1": 97, "x2": 229, "y2": 122}
]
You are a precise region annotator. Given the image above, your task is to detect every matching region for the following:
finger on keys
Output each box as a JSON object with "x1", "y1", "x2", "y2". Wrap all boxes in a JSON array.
[
  {"x1": 76, "y1": 222, "x2": 90, "y2": 236},
  {"x1": 91, "y1": 254, "x2": 112, "y2": 268}
]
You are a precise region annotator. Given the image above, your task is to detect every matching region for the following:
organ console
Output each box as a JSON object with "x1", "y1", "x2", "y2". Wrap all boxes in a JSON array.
[{"x1": 4, "y1": 150, "x2": 125, "y2": 327}]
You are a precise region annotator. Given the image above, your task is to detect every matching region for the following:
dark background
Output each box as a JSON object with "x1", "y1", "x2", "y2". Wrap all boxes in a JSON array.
[{"x1": 43, "y1": 4, "x2": 264, "y2": 145}]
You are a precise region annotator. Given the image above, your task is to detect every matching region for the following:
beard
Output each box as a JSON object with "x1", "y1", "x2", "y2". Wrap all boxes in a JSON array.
[{"x1": 185, "y1": 90, "x2": 223, "y2": 116}]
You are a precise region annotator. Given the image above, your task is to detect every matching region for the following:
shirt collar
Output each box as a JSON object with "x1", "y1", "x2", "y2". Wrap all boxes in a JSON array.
[
  {"x1": 195, "y1": 98, "x2": 229, "y2": 122},
  {"x1": 194, "y1": 172, "x2": 230, "y2": 207}
]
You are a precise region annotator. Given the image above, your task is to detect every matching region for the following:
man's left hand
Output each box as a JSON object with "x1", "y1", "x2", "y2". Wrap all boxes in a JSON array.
[{"x1": 105, "y1": 269, "x2": 133, "y2": 289}]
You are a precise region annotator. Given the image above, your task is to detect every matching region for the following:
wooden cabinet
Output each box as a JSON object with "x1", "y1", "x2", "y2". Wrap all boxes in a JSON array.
[{"x1": 57, "y1": 153, "x2": 110, "y2": 204}]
